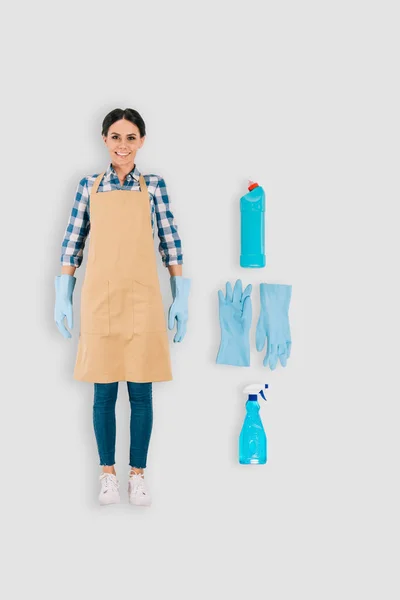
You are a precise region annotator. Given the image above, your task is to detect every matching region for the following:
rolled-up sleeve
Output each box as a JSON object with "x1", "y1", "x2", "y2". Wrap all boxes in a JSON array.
[
  {"x1": 153, "y1": 177, "x2": 183, "y2": 266},
  {"x1": 60, "y1": 177, "x2": 91, "y2": 267}
]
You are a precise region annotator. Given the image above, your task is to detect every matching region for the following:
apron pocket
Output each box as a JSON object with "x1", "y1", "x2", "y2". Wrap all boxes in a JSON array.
[
  {"x1": 81, "y1": 280, "x2": 110, "y2": 335},
  {"x1": 133, "y1": 280, "x2": 166, "y2": 334}
]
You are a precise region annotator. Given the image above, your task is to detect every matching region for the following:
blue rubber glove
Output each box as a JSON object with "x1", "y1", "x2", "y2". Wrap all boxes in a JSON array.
[
  {"x1": 216, "y1": 279, "x2": 252, "y2": 367},
  {"x1": 54, "y1": 274, "x2": 76, "y2": 339},
  {"x1": 256, "y1": 283, "x2": 292, "y2": 369},
  {"x1": 168, "y1": 276, "x2": 191, "y2": 342}
]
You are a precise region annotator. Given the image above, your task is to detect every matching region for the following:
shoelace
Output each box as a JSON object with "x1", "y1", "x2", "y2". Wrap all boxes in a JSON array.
[
  {"x1": 100, "y1": 473, "x2": 119, "y2": 493},
  {"x1": 129, "y1": 473, "x2": 147, "y2": 496}
]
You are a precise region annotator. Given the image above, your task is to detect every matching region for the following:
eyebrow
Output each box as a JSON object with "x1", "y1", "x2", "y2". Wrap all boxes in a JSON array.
[{"x1": 110, "y1": 131, "x2": 137, "y2": 136}]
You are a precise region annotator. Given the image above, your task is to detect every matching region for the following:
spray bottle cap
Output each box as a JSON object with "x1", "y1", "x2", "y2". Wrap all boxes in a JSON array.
[
  {"x1": 248, "y1": 180, "x2": 259, "y2": 192},
  {"x1": 243, "y1": 383, "x2": 268, "y2": 401}
]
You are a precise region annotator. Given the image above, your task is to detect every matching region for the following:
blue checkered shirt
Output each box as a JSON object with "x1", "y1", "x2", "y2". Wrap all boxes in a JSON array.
[{"x1": 61, "y1": 163, "x2": 183, "y2": 268}]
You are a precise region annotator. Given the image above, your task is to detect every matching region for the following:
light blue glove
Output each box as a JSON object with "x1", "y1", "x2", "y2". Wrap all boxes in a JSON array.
[
  {"x1": 54, "y1": 274, "x2": 76, "y2": 339},
  {"x1": 216, "y1": 279, "x2": 252, "y2": 367},
  {"x1": 256, "y1": 283, "x2": 292, "y2": 369},
  {"x1": 168, "y1": 276, "x2": 191, "y2": 342}
]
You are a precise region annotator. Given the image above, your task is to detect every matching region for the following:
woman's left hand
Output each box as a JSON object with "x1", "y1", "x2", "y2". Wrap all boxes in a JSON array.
[{"x1": 168, "y1": 276, "x2": 191, "y2": 342}]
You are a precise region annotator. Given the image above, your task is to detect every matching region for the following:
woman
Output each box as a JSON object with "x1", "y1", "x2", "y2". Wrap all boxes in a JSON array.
[{"x1": 54, "y1": 108, "x2": 190, "y2": 507}]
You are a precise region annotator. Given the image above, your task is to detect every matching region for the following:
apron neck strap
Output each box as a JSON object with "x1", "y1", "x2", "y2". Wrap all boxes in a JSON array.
[
  {"x1": 91, "y1": 172, "x2": 105, "y2": 195},
  {"x1": 139, "y1": 174, "x2": 147, "y2": 192}
]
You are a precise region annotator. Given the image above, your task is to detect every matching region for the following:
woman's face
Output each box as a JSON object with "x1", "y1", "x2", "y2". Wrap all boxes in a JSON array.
[{"x1": 103, "y1": 119, "x2": 145, "y2": 166}]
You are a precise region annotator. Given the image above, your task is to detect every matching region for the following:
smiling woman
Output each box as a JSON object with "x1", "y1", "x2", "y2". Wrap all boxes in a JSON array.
[
  {"x1": 54, "y1": 107, "x2": 191, "y2": 507},
  {"x1": 102, "y1": 109, "x2": 146, "y2": 178}
]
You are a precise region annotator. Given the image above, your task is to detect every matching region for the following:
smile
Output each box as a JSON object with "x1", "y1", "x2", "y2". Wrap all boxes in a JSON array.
[{"x1": 116, "y1": 152, "x2": 130, "y2": 157}]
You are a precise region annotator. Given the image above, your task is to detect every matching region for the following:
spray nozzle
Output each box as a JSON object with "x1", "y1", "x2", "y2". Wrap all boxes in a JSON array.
[
  {"x1": 243, "y1": 383, "x2": 268, "y2": 401},
  {"x1": 259, "y1": 383, "x2": 268, "y2": 401}
]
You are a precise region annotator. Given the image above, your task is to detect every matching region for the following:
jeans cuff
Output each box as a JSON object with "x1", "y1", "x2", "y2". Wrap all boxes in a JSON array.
[
  {"x1": 100, "y1": 456, "x2": 115, "y2": 466},
  {"x1": 129, "y1": 458, "x2": 147, "y2": 469}
]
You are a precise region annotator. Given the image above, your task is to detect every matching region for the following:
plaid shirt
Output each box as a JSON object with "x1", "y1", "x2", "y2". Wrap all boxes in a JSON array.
[{"x1": 61, "y1": 163, "x2": 183, "y2": 268}]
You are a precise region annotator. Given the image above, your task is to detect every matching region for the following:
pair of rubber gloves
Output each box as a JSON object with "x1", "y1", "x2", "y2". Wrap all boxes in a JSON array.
[
  {"x1": 54, "y1": 274, "x2": 191, "y2": 342},
  {"x1": 216, "y1": 279, "x2": 292, "y2": 369}
]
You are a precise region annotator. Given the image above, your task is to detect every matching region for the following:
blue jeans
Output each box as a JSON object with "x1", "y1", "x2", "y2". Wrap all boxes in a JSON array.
[{"x1": 93, "y1": 382, "x2": 153, "y2": 469}]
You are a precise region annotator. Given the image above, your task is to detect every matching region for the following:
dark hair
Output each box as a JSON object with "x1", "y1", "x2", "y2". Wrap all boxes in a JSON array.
[{"x1": 101, "y1": 108, "x2": 146, "y2": 138}]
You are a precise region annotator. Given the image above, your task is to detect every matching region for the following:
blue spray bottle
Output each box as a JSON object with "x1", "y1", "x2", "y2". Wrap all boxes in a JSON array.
[
  {"x1": 240, "y1": 181, "x2": 266, "y2": 268},
  {"x1": 239, "y1": 383, "x2": 268, "y2": 464}
]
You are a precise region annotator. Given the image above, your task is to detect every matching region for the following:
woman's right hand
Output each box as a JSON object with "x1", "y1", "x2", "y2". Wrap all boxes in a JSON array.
[{"x1": 54, "y1": 274, "x2": 76, "y2": 338}]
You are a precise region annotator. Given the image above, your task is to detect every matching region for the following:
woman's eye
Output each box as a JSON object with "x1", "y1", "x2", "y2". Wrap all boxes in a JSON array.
[{"x1": 111, "y1": 135, "x2": 135, "y2": 140}]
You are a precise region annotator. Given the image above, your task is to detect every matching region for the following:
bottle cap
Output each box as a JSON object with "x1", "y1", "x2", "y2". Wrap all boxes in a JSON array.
[{"x1": 248, "y1": 180, "x2": 259, "y2": 191}]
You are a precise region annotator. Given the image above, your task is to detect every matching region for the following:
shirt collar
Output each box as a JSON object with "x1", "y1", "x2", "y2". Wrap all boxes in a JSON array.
[{"x1": 104, "y1": 162, "x2": 141, "y2": 182}]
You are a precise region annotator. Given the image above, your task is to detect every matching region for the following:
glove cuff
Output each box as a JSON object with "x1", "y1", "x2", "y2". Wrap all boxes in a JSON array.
[
  {"x1": 170, "y1": 276, "x2": 191, "y2": 300},
  {"x1": 216, "y1": 334, "x2": 250, "y2": 367},
  {"x1": 55, "y1": 274, "x2": 76, "y2": 299},
  {"x1": 260, "y1": 283, "x2": 292, "y2": 304}
]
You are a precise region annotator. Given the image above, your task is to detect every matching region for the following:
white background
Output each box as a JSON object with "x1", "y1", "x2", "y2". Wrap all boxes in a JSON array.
[{"x1": 2, "y1": 1, "x2": 400, "y2": 598}]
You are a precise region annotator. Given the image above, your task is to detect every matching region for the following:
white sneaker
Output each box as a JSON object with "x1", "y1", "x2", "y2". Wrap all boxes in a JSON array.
[
  {"x1": 99, "y1": 473, "x2": 120, "y2": 505},
  {"x1": 128, "y1": 472, "x2": 152, "y2": 506}
]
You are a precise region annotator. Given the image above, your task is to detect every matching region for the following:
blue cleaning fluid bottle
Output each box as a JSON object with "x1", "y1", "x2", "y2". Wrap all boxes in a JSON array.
[
  {"x1": 240, "y1": 180, "x2": 266, "y2": 268},
  {"x1": 239, "y1": 383, "x2": 268, "y2": 464}
]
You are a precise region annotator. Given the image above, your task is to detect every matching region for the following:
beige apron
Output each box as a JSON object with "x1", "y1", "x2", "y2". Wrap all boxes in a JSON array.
[{"x1": 73, "y1": 172, "x2": 173, "y2": 383}]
